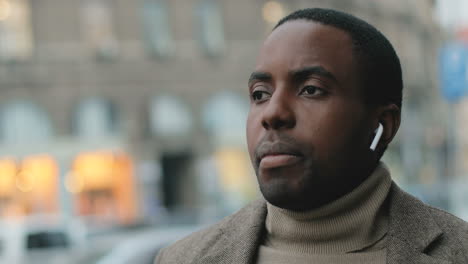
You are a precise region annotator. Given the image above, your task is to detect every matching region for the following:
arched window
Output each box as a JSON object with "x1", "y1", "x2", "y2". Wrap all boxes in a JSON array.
[
  {"x1": 149, "y1": 95, "x2": 193, "y2": 138},
  {"x1": 1, "y1": 101, "x2": 53, "y2": 144},
  {"x1": 74, "y1": 98, "x2": 119, "y2": 139},
  {"x1": 202, "y1": 91, "x2": 248, "y2": 146}
]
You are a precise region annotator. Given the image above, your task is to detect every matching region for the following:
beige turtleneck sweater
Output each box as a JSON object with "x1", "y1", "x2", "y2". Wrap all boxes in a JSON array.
[{"x1": 256, "y1": 162, "x2": 392, "y2": 264}]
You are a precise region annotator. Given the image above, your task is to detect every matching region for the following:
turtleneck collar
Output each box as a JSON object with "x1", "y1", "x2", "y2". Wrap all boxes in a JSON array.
[{"x1": 263, "y1": 162, "x2": 392, "y2": 254}]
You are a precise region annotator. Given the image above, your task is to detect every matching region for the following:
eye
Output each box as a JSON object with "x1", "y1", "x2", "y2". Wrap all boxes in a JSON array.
[
  {"x1": 300, "y1": 85, "x2": 326, "y2": 96},
  {"x1": 251, "y1": 90, "x2": 270, "y2": 102}
]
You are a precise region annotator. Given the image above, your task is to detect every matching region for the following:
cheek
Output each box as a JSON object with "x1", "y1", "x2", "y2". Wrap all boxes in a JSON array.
[
  {"x1": 296, "y1": 101, "x2": 366, "y2": 154},
  {"x1": 294, "y1": 103, "x2": 327, "y2": 140},
  {"x1": 246, "y1": 111, "x2": 261, "y2": 156}
]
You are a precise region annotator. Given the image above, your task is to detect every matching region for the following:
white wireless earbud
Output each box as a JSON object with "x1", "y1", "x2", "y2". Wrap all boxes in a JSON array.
[{"x1": 370, "y1": 123, "x2": 383, "y2": 151}]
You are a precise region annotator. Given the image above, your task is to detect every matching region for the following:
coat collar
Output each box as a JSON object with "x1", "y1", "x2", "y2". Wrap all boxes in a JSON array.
[
  {"x1": 386, "y1": 183, "x2": 451, "y2": 264},
  {"x1": 197, "y1": 182, "x2": 451, "y2": 264},
  {"x1": 196, "y1": 199, "x2": 267, "y2": 264}
]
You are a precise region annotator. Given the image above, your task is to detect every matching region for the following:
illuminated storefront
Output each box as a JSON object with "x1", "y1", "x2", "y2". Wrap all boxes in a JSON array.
[
  {"x1": 213, "y1": 148, "x2": 257, "y2": 208},
  {"x1": 0, "y1": 155, "x2": 59, "y2": 218},
  {"x1": 0, "y1": 158, "x2": 19, "y2": 217},
  {"x1": 67, "y1": 150, "x2": 137, "y2": 225}
]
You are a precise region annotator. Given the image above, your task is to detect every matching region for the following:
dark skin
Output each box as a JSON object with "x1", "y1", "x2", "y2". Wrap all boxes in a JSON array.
[{"x1": 246, "y1": 20, "x2": 400, "y2": 211}]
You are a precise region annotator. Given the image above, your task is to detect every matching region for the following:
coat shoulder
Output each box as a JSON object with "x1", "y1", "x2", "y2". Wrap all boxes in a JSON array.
[
  {"x1": 427, "y1": 204, "x2": 468, "y2": 231},
  {"x1": 426, "y1": 204, "x2": 468, "y2": 247},
  {"x1": 155, "y1": 199, "x2": 266, "y2": 264},
  {"x1": 407, "y1": 191, "x2": 468, "y2": 262},
  {"x1": 392, "y1": 185, "x2": 468, "y2": 248}
]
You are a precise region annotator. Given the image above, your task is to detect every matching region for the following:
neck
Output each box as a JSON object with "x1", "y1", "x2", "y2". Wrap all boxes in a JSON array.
[{"x1": 263, "y1": 162, "x2": 392, "y2": 254}]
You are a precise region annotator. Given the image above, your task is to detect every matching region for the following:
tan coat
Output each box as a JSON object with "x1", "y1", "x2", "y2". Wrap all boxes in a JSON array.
[{"x1": 155, "y1": 183, "x2": 468, "y2": 264}]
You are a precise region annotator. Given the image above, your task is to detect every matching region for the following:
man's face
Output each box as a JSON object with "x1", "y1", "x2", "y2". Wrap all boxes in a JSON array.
[{"x1": 246, "y1": 21, "x2": 376, "y2": 211}]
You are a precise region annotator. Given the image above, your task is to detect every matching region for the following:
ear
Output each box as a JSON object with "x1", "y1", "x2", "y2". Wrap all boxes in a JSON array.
[{"x1": 374, "y1": 104, "x2": 400, "y2": 151}]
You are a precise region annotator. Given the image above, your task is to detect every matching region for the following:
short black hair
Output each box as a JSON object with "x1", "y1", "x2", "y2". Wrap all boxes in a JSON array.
[{"x1": 275, "y1": 8, "x2": 403, "y2": 109}]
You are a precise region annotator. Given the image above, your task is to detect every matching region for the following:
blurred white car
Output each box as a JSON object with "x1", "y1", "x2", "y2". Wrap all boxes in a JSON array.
[
  {"x1": 96, "y1": 225, "x2": 201, "y2": 264},
  {"x1": 0, "y1": 215, "x2": 86, "y2": 264}
]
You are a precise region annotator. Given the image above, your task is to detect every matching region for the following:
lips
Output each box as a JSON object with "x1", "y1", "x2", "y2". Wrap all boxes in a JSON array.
[
  {"x1": 260, "y1": 154, "x2": 302, "y2": 169},
  {"x1": 255, "y1": 141, "x2": 303, "y2": 170}
]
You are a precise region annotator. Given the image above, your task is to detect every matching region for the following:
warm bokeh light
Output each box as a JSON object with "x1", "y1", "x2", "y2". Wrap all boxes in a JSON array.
[
  {"x1": 19, "y1": 154, "x2": 60, "y2": 214},
  {"x1": 73, "y1": 151, "x2": 115, "y2": 190},
  {"x1": 0, "y1": 0, "x2": 12, "y2": 21},
  {"x1": 0, "y1": 155, "x2": 59, "y2": 217},
  {"x1": 262, "y1": 1, "x2": 285, "y2": 24},
  {"x1": 214, "y1": 148, "x2": 256, "y2": 201},
  {"x1": 15, "y1": 169, "x2": 34, "y2": 192},
  {"x1": 0, "y1": 158, "x2": 17, "y2": 196},
  {"x1": 64, "y1": 171, "x2": 84, "y2": 193},
  {"x1": 21, "y1": 154, "x2": 59, "y2": 195},
  {"x1": 71, "y1": 151, "x2": 138, "y2": 224}
]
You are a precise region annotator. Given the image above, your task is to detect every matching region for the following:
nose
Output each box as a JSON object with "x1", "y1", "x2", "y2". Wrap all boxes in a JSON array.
[{"x1": 261, "y1": 91, "x2": 296, "y2": 130}]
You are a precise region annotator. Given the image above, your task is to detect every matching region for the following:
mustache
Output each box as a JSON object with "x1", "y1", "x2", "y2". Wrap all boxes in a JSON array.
[{"x1": 254, "y1": 133, "x2": 303, "y2": 164}]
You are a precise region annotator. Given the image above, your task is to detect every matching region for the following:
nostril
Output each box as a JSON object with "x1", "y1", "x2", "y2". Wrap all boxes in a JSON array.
[
  {"x1": 261, "y1": 120, "x2": 270, "y2": 130},
  {"x1": 263, "y1": 117, "x2": 292, "y2": 130},
  {"x1": 271, "y1": 119, "x2": 289, "y2": 130}
]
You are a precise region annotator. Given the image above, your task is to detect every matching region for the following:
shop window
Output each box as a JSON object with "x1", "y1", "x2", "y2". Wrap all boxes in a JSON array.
[
  {"x1": 0, "y1": 155, "x2": 59, "y2": 218},
  {"x1": 68, "y1": 151, "x2": 137, "y2": 224},
  {"x1": 19, "y1": 155, "x2": 59, "y2": 213}
]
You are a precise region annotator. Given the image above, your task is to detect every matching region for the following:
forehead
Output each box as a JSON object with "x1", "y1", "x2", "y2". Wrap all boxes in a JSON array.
[{"x1": 256, "y1": 20, "x2": 358, "y2": 83}]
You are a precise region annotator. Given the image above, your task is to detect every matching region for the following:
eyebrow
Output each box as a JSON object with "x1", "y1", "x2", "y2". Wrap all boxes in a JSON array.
[
  {"x1": 248, "y1": 66, "x2": 337, "y2": 87},
  {"x1": 248, "y1": 72, "x2": 272, "y2": 86},
  {"x1": 290, "y1": 66, "x2": 338, "y2": 84}
]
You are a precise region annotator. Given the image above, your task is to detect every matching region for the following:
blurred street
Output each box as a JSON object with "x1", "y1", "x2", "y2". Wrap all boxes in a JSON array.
[{"x1": 1, "y1": 223, "x2": 203, "y2": 264}]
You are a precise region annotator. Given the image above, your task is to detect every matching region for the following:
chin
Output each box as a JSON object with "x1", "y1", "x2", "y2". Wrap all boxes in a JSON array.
[
  {"x1": 258, "y1": 179, "x2": 309, "y2": 211},
  {"x1": 258, "y1": 171, "x2": 335, "y2": 211}
]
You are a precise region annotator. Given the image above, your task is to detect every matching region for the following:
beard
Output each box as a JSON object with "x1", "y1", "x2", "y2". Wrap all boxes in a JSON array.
[
  {"x1": 255, "y1": 157, "x2": 326, "y2": 211},
  {"x1": 250, "y1": 127, "x2": 372, "y2": 211}
]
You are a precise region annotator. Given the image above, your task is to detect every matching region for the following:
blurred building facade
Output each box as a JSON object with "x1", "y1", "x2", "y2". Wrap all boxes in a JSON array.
[{"x1": 0, "y1": 0, "x2": 458, "y2": 226}]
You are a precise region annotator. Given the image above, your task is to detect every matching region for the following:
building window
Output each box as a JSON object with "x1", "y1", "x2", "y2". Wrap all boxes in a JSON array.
[
  {"x1": 81, "y1": 0, "x2": 118, "y2": 60},
  {"x1": 141, "y1": 0, "x2": 174, "y2": 58},
  {"x1": 73, "y1": 98, "x2": 119, "y2": 139},
  {"x1": 0, "y1": 101, "x2": 53, "y2": 144},
  {"x1": 149, "y1": 95, "x2": 193, "y2": 138},
  {"x1": 0, "y1": 0, "x2": 33, "y2": 61},
  {"x1": 202, "y1": 91, "x2": 248, "y2": 146},
  {"x1": 196, "y1": 0, "x2": 225, "y2": 57}
]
